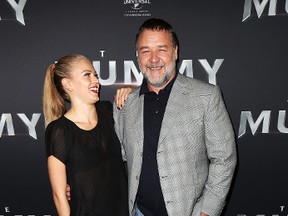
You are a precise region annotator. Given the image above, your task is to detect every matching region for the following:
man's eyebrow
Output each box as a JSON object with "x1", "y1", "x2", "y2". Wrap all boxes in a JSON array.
[
  {"x1": 139, "y1": 46, "x2": 149, "y2": 50},
  {"x1": 139, "y1": 44, "x2": 168, "y2": 50},
  {"x1": 158, "y1": 45, "x2": 168, "y2": 49}
]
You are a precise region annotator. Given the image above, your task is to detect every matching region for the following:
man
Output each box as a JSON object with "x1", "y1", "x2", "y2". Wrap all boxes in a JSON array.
[{"x1": 114, "y1": 18, "x2": 237, "y2": 216}]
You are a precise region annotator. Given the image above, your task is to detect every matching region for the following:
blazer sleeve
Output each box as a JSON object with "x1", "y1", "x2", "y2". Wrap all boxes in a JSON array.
[
  {"x1": 113, "y1": 102, "x2": 127, "y2": 162},
  {"x1": 197, "y1": 85, "x2": 237, "y2": 216}
]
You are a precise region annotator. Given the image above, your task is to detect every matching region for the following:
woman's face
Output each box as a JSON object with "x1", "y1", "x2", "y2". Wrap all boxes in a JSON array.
[{"x1": 65, "y1": 58, "x2": 100, "y2": 104}]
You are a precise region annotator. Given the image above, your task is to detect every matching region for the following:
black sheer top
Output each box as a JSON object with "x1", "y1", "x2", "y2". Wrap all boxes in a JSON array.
[{"x1": 45, "y1": 101, "x2": 128, "y2": 216}]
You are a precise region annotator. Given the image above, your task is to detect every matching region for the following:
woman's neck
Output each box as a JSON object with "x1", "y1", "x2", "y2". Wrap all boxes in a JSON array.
[{"x1": 65, "y1": 103, "x2": 98, "y2": 130}]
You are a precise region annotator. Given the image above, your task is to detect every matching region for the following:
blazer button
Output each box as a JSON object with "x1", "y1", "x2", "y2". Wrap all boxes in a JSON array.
[{"x1": 166, "y1": 200, "x2": 173, "y2": 204}]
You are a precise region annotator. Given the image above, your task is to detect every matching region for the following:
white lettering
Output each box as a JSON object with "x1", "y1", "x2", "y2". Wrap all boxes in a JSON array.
[
  {"x1": 238, "y1": 110, "x2": 271, "y2": 138},
  {"x1": 93, "y1": 59, "x2": 222, "y2": 86},
  {"x1": 93, "y1": 61, "x2": 117, "y2": 85},
  {"x1": 100, "y1": 50, "x2": 105, "y2": 58},
  {"x1": 17, "y1": 113, "x2": 41, "y2": 140},
  {"x1": 0, "y1": 113, "x2": 41, "y2": 139},
  {"x1": 179, "y1": 60, "x2": 193, "y2": 78},
  {"x1": 124, "y1": 60, "x2": 143, "y2": 85},
  {"x1": 243, "y1": 0, "x2": 277, "y2": 21},
  {"x1": 6, "y1": 0, "x2": 27, "y2": 25},
  {"x1": 0, "y1": 114, "x2": 15, "y2": 137},
  {"x1": 178, "y1": 59, "x2": 223, "y2": 85},
  {"x1": 5, "y1": 207, "x2": 10, "y2": 212},
  {"x1": 198, "y1": 59, "x2": 223, "y2": 85},
  {"x1": 123, "y1": 0, "x2": 151, "y2": 4},
  {"x1": 277, "y1": 111, "x2": 288, "y2": 133}
]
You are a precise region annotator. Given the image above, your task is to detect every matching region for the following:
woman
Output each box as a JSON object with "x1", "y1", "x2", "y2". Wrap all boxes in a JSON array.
[{"x1": 43, "y1": 54, "x2": 130, "y2": 216}]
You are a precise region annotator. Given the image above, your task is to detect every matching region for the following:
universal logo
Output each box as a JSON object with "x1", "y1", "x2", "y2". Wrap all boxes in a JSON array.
[
  {"x1": 123, "y1": 0, "x2": 152, "y2": 17},
  {"x1": 0, "y1": 0, "x2": 28, "y2": 25}
]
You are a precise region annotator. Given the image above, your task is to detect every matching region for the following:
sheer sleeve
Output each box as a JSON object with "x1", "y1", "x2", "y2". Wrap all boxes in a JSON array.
[{"x1": 45, "y1": 119, "x2": 71, "y2": 164}]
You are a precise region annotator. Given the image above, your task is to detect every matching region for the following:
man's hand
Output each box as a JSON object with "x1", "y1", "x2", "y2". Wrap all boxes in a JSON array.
[
  {"x1": 200, "y1": 213, "x2": 208, "y2": 216},
  {"x1": 66, "y1": 184, "x2": 71, "y2": 201},
  {"x1": 114, "y1": 87, "x2": 133, "y2": 109}
]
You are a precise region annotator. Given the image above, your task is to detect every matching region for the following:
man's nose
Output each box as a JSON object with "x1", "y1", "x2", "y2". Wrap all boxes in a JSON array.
[{"x1": 149, "y1": 51, "x2": 160, "y2": 63}]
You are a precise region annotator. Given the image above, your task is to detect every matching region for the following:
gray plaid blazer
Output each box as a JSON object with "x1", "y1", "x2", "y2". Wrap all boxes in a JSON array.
[{"x1": 114, "y1": 74, "x2": 237, "y2": 216}]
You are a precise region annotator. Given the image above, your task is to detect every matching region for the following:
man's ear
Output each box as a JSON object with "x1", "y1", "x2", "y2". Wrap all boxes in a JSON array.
[
  {"x1": 174, "y1": 46, "x2": 178, "y2": 60},
  {"x1": 61, "y1": 78, "x2": 73, "y2": 92}
]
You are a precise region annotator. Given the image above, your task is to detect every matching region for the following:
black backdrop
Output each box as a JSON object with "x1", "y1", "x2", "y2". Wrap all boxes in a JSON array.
[{"x1": 0, "y1": 0, "x2": 288, "y2": 215}]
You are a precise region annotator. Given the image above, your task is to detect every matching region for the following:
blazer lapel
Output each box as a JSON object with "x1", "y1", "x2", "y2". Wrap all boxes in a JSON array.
[
  {"x1": 129, "y1": 93, "x2": 145, "y2": 151},
  {"x1": 158, "y1": 75, "x2": 189, "y2": 147}
]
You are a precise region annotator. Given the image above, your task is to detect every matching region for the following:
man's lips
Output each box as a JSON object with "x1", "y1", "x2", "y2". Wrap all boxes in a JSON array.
[{"x1": 148, "y1": 64, "x2": 164, "y2": 70}]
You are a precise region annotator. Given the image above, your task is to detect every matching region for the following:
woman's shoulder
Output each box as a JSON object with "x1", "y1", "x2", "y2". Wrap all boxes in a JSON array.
[
  {"x1": 45, "y1": 116, "x2": 72, "y2": 162},
  {"x1": 47, "y1": 116, "x2": 67, "y2": 127},
  {"x1": 46, "y1": 116, "x2": 72, "y2": 134}
]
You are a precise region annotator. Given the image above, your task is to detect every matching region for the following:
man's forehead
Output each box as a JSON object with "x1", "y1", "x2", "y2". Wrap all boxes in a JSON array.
[{"x1": 137, "y1": 30, "x2": 172, "y2": 44}]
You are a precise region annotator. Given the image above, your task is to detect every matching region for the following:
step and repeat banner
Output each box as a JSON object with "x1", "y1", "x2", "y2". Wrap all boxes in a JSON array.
[{"x1": 0, "y1": 0, "x2": 287, "y2": 215}]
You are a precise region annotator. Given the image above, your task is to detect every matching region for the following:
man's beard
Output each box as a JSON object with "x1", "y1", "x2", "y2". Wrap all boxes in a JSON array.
[{"x1": 140, "y1": 61, "x2": 176, "y2": 88}]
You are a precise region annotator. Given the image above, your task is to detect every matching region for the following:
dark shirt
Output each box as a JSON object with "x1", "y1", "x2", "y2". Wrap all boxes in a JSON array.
[
  {"x1": 136, "y1": 76, "x2": 176, "y2": 216},
  {"x1": 45, "y1": 101, "x2": 129, "y2": 216}
]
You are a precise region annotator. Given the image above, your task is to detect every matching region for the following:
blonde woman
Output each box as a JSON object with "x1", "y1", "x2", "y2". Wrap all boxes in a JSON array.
[{"x1": 43, "y1": 54, "x2": 130, "y2": 216}]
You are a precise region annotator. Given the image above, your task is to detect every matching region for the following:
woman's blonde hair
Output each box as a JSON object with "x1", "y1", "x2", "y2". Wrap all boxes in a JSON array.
[{"x1": 42, "y1": 54, "x2": 88, "y2": 127}]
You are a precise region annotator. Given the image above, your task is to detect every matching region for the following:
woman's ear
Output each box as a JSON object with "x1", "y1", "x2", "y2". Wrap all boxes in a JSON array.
[{"x1": 62, "y1": 78, "x2": 73, "y2": 92}]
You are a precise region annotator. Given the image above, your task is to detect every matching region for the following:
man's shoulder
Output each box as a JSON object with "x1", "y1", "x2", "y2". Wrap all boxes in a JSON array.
[
  {"x1": 126, "y1": 85, "x2": 142, "y2": 103},
  {"x1": 114, "y1": 86, "x2": 142, "y2": 115},
  {"x1": 175, "y1": 73, "x2": 217, "y2": 93}
]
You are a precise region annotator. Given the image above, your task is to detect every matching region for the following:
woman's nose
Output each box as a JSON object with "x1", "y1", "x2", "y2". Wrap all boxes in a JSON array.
[{"x1": 92, "y1": 75, "x2": 99, "y2": 84}]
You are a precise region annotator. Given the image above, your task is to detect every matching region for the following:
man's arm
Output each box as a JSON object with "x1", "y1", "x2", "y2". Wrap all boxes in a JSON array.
[{"x1": 198, "y1": 86, "x2": 237, "y2": 216}]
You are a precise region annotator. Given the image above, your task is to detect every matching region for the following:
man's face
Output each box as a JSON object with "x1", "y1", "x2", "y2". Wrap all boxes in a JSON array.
[{"x1": 137, "y1": 29, "x2": 178, "y2": 88}]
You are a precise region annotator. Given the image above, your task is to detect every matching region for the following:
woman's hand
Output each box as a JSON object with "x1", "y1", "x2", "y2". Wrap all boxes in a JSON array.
[{"x1": 114, "y1": 86, "x2": 133, "y2": 109}]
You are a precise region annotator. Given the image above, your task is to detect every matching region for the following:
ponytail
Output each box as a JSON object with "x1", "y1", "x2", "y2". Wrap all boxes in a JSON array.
[
  {"x1": 42, "y1": 64, "x2": 66, "y2": 127},
  {"x1": 42, "y1": 54, "x2": 88, "y2": 127}
]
